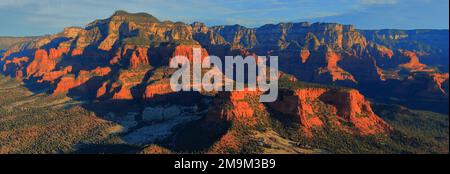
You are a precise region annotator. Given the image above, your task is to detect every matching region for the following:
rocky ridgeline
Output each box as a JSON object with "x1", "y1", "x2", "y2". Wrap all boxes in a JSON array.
[
  {"x1": 1, "y1": 11, "x2": 448, "y2": 94},
  {"x1": 0, "y1": 11, "x2": 448, "y2": 139}
]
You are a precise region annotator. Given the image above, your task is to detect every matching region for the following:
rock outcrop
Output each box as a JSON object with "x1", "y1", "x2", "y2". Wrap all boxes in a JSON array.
[
  {"x1": 267, "y1": 87, "x2": 391, "y2": 137},
  {"x1": 0, "y1": 11, "x2": 445, "y2": 139},
  {"x1": 399, "y1": 51, "x2": 427, "y2": 71},
  {"x1": 361, "y1": 29, "x2": 449, "y2": 66},
  {"x1": 5, "y1": 11, "x2": 446, "y2": 155},
  {"x1": 53, "y1": 67, "x2": 111, "y2": 95}
]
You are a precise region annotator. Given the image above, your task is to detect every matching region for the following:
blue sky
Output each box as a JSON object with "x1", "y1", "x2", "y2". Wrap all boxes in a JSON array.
[{"x1": 0, "y1": 0, "x2": 448, "y2": 36}]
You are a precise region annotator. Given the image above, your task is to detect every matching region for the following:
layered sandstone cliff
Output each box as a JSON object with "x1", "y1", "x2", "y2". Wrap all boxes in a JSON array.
[
  {"x1": 266, "y1": 87, "x2": 390, "y2": 137},
  {"x1": 0, "y1": 10, "x2": 446, "y2": 123}
]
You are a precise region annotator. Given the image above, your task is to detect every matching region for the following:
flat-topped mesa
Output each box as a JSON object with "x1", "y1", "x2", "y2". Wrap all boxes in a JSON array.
[
  {"x1": 87, "y1": 10, "x2": 160, "y2": 28},
  {"x1": 86, "y1": 11, "x2": 165, "y2": 51},
  {"x1": 110, "y1": 10, "x2": 160, "y2": 23},
  {"x1": 203, "y1": 81, "x2": 392, "y2": 138},
  {"x1": 0, "y1": 10, "x2": 447, "y2": 103},
  {"x1": 267, "y1": 87, "x2": 391, "y2": 137}
]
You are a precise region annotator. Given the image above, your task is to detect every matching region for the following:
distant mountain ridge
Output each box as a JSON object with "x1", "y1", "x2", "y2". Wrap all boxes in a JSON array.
[
  {"x1": 0, "y1": 36, "x2": 41, "y2": 50},
  {"x1": 1, "y1": 11, "x2": 448, "y2": 105},
  {"x1": 0, "y1": 10, "x2": 448, "y2": 154},
  {"x1": 361, "y1": 29, "x2": 449, "y2": 67}
]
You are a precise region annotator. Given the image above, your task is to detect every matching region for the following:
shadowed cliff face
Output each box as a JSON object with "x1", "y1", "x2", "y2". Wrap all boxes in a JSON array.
[
  {"x1": 2, "y1": 10, "x2": 447, "y2": 112},
  {"x1": 0, "y1": 12, "x2": 447, "y2": 114},
  {"x1": 0, "y1": 10, "x2": 448, "y2": 154},
  {"x1": 0, "y1": 11, "x2": 444, "y2": 129},
  {"x1": 265, "y1": 87, "x2": 391, "y2": 137},
  {"x1": 0, "y1": 10, "x2": 447, "y2": 111},
  {"x1": 361, "y1": 29, "x2": 449, "y2": 67}
]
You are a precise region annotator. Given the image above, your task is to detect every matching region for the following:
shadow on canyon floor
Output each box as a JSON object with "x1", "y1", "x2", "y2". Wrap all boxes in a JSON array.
[{"x1": 65, "y1": 90, "x2": 229, "y2": 154}]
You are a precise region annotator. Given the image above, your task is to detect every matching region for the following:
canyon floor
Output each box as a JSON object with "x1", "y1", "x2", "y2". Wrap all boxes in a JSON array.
[
  {"x1": 0, "y1": 75, "x2": 321, "y2": 154},
  {"x1": 1, "y1": 75, "x2": 447, "y2": 154}
]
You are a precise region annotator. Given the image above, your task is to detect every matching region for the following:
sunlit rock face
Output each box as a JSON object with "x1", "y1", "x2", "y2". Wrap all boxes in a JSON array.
[
  {"x1": 0, "y1": 10, "x2": 448, "y2": 154},
  {"x1": 266, "y1": 87, "x2": 391, "y2": 137},
  {"x1": 1, "y1": 10, "x2": 447, "y2": 101},
  {"x1": 0, "y1": 10, "x2": 446, "y2": 133}
]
